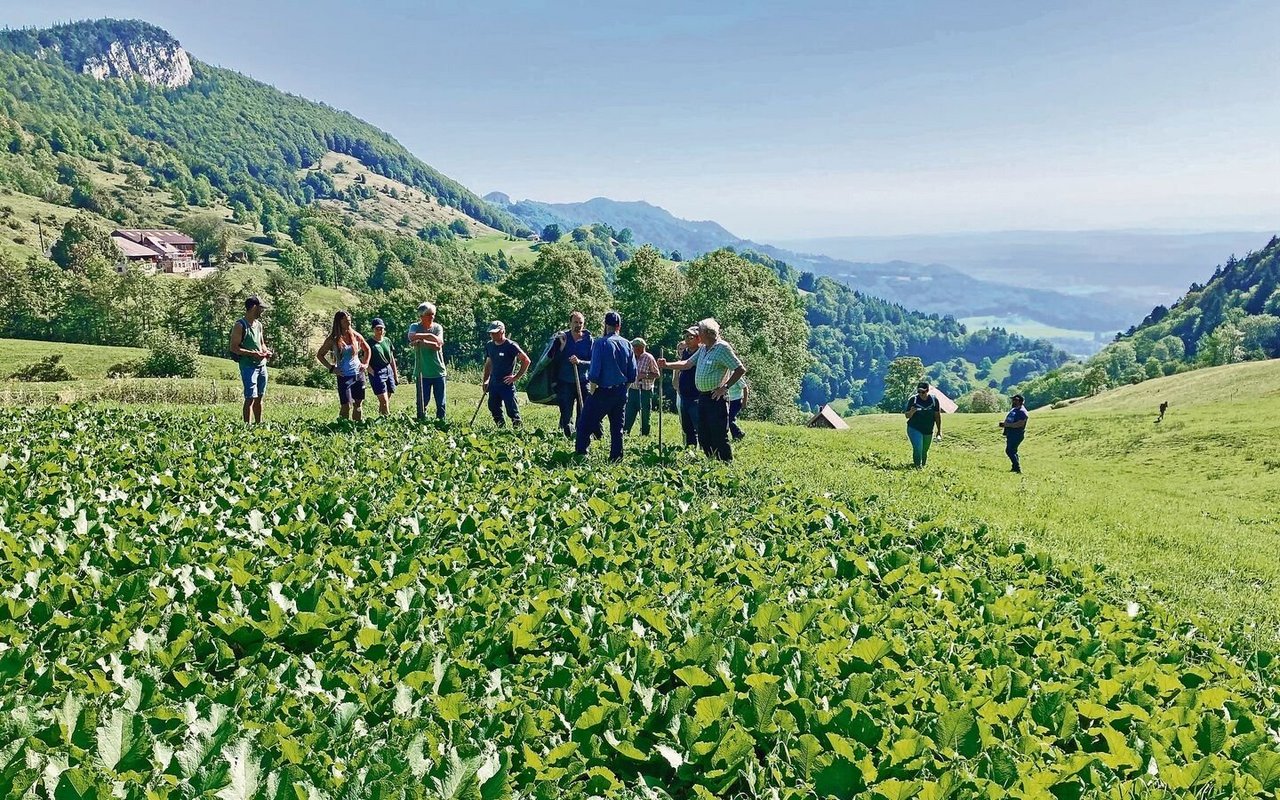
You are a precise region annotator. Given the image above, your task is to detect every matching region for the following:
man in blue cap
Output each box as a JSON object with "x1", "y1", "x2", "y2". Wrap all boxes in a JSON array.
[
  {"x1": 367, "y1": 317, "x2": 400, "y2": 416},
  {"x1": 576, "y1": 310, "x2": 637, "y2": 461}
]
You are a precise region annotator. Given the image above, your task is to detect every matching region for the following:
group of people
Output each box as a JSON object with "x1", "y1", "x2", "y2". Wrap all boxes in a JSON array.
[
  {"x1": 903, "y1": 380, "x2": 1028, "y2": 473},
  {"x1": 228, "y1": 296, "x2": 751, "y2": 462}
]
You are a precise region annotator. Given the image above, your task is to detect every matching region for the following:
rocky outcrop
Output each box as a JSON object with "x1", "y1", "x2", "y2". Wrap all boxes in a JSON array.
[{"x1": 81, "y1": 38, "x2": 192, "y2": 89}]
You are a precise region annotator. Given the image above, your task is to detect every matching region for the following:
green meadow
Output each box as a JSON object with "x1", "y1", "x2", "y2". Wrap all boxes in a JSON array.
[{"x1": 2, "y1": 353, "x2": 1278, "y2": 796}]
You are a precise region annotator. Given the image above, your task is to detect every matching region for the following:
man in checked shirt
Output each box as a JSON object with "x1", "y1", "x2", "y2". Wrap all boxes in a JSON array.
[{"x1": 624, "y1": 337, "x2": 660, "y2": 436}]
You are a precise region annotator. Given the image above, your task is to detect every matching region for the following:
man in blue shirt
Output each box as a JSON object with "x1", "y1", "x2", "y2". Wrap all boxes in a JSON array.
[
  {"x1": 998, "y1": 394, "x2": 1029, "y2": 473},
  {"x1": 575, "y1": 310, "x2": 637, "y2": 461},
  {"x1": 550, "y1": 311, "x2": 597, "y2": 439}
]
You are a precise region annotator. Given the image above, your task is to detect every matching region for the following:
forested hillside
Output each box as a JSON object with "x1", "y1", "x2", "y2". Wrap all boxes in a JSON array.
[
  {"x1": 0, "y1": 19, "x2": 526, "y2": 234},
  {"x1": 1018, "y1": 235, "x2": 1280, "y2": 406}
]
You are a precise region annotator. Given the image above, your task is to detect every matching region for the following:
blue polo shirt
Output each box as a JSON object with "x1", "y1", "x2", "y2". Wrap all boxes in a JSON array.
[
  {"x1": 588, "y1": 332, "x2": 637, "y2": 389},
  {"x1": 1003, "y1": 407, "x2": 1028, "y2": 437}
]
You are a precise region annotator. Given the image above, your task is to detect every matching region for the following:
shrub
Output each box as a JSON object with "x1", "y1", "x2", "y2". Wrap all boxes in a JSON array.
[
  {"x1": 137, "y1": 338, "x2": 201, "y2": 379},
  {"x1": 8, "y1": 354, "x2": 76, "y2": 382},
  {"x1": 272, "y1": 365, "x2": 331, "y2": 389},
  {"x1": 105, "y1": 360, "x2": 140, "y2": 378}
]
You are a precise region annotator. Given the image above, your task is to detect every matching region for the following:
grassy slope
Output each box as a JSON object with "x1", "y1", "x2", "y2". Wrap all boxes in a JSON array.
[
  {"x1": 303, "y1": 152, "x2": 504, "y2": 237},
  {"x1": 461, "y1": 232, "x2": 540, "y2": 264},
  {"x1": 750, "y1": 359, "x2": 1280, "y2": 647},
  {"x1": 0, "y1": 337, "x2": 239, "y2": 380},
  {"x1": 1055, "y1": 357, "x2": 1280, "y2": 412}
]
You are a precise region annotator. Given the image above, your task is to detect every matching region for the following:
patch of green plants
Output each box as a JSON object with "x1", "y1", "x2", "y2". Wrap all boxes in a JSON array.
[{"x1": 0, "y1": 408, "x2": 1276, "y2": 798}]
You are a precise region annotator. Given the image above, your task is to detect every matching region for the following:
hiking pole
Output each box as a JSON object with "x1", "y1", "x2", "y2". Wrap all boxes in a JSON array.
[
  {"x1": 573, "y1": 359, "x2": 585, "y2": 414},
  {"x1": 469, "y1": 385, "x2": 487, "y2": 426},
  {"x1": 657, "y1": 347, "x2": 664, "y2": 458}
]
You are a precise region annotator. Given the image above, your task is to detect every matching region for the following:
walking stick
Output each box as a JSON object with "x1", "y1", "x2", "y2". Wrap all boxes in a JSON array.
[
  {"x1": 657, "y1": 347, "x2": 664, "y2": 459},
  {"x1": 469, "y1": 385, "x2": 487, "y2": 425}
]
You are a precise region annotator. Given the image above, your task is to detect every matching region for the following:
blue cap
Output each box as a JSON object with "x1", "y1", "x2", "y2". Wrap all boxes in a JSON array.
[
  {"x1": 604, "y1": 310, "x2": 621, "y2": 328},
  {"x1": 371, "y1": 317, "x2": 386, "y2": 329}
]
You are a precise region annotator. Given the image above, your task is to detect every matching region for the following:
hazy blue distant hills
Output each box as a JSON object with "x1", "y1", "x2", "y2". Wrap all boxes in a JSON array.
[
  {"x1": 489, "y1": 193, "x2": 1145, "y2": 335},
  {"x1": 778, "y1": 230, "x2": 1274, "y2": 306},
  {"x1": 483, "y1": 195, "x2": 742, "y2": 256}
]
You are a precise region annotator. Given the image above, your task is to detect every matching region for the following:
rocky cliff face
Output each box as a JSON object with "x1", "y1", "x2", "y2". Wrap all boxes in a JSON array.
[
  {"x1": 80, "y1": 37, "x2": 193, "y2": 89},
  {"x1": 1, "y1": 20, "x2": 194, "y2": 90}
]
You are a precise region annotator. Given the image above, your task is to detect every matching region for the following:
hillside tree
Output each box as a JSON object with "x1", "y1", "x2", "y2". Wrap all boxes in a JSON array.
[
  {"x1": 498, "y1": 244, "x2": 612, "y2": 349},
  {"x1": 878, "y1": 356, "x2": 926, "y2": 412}
]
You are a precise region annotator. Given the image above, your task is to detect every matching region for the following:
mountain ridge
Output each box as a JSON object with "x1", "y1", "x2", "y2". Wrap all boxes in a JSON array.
[{"x1": 489, "y1": 192, "x2": 1143, "y2": 334}]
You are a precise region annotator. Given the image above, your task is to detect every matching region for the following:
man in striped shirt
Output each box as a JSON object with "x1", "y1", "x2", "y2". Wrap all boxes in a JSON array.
[
  {"x1": 624, "y1": 337, "x2": 660, "y2": 436},
  {"x1": 658, "y1": 318, "x2": 746, "y2": 461}
]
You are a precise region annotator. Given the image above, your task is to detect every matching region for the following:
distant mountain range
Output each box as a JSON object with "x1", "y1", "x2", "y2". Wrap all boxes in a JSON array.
[
  {"x1": 777, "y1": 230, "x2": 1274, "y2": 306},
  {"x1": 485, "y1": 194, "x2": 1148, "y2": 341}
]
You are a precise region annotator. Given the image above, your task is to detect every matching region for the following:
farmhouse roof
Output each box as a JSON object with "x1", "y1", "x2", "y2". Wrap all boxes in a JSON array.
[
  {"x1": 113, "y1": 229, "x2": 195, "y2": 246},
  {"x1": 111, "y1": 235, "x2": 160, "y2": 258},
  {"x1": 931, "y1": 387, "x2": 958, "y2": 414},
  {"x1": 807, "y1": 404, "x2": 850, "y2": 430}
]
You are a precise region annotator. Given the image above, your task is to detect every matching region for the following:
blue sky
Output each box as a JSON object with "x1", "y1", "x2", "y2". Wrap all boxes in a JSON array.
[{"x1": 7, "y1": 0, "x2": 1280, "y2": 239}]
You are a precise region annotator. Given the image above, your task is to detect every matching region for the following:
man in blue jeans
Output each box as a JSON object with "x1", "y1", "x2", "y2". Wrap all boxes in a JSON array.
[
  {"x1": 903, "y1": 381, "x2": 942, "y2": 468},
  {"x1": 481, "y1": 320, "x2": 530, "y2": 427},
  {"x1": 999, "y1": 394, "x2": 1029, "y2": 473},
  {"x1": 576, "y1": 310, "x2": 637, "y2": 462},
  {"x1": 407, "y1": 302, "x2": 447, "y2": 420}
]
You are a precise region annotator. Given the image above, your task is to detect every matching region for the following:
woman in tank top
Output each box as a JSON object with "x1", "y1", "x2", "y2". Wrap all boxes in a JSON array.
[{"x1": 316, "y1": 310, "x2": 371, "y2": 421}]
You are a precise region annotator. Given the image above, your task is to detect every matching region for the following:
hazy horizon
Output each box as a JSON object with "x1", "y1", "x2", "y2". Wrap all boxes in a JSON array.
[{"x1": 8, "y1": 1, "x2": 1280, "y2": 241}]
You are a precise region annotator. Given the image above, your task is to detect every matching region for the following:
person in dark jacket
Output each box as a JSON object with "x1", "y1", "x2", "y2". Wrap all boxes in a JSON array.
[
  {"x1": 575, "y1": 310, "x2": 637, "y2": 462},
  {"x1": 549, "y1": 311, "x2": 595, "y2": 438},
  {"x1": 670, "y1": 326, "x2": 702, "y2": 447},
  {"x1": 999, "y1": 394, "x2": 1029, "y2": 473}
]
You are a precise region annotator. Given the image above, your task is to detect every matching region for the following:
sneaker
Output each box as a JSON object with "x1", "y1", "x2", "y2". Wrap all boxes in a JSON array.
[{"x1": 512, "y1": 420, "x2": 523, "y2": 429}]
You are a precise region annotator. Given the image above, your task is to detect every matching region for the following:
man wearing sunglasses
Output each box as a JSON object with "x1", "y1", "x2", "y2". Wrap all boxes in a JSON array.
[{"x1": 904, "y1": 381, "x2": 942, "y2": 469}]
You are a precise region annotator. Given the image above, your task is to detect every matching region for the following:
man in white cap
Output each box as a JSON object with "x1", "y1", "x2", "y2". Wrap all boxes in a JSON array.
[
  {"x1": 481, "y1": 320, "x2": 530, "y2": 427},
  {"x1": 624, "y1": 337, "x2": 659, "y2": 436},
  {"x1": 659, "y1": 318, "x2": 745, "y2": 461},
  {"x1": 407, "y1": 302, "x2": 446, "y2": 420}
]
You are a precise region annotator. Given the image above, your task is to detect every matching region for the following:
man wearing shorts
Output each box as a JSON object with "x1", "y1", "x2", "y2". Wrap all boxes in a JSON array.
[
  {"x1": 367, "y1": 317, "x2": 400, "y2": 416},
  {"x1": 229, "y1": 295, "x2": 272, "y2": 424}
]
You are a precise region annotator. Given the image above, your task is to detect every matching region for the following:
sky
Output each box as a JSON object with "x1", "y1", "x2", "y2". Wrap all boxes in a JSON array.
[{"x1": 5, "y1": 0, "x2": 1280, "y2": 240}]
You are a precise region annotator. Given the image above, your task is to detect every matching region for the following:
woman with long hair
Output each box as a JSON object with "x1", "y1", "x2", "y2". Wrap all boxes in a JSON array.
[{"x1": 317, "y1": 310, "x2": 371, "y2": 421}]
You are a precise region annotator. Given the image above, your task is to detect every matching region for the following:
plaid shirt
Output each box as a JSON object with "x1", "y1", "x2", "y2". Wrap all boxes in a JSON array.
[
  {"x1": 630, "y1": 351, "x2": 659, "y2": 391},
  {"x1": 693, "y1": 340, "x2": 744, "y2": 392}
]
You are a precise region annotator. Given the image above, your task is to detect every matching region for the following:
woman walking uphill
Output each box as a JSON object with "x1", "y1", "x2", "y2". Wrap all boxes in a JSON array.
[
  {"x1": 317, "y1": 310, "x2": 371, "y2": 422},
  {"x1": 904, "y1": 381, "x2": 942, "y2": 468}
]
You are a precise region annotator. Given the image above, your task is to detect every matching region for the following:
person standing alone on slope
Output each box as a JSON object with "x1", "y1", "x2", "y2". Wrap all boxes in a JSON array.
[
  {"x1": 999, "y1": 393, "x2": 1029, "y2": 473},
  {"x1": 904, "y1": 381, "x2": 942, "y2": 469}
]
